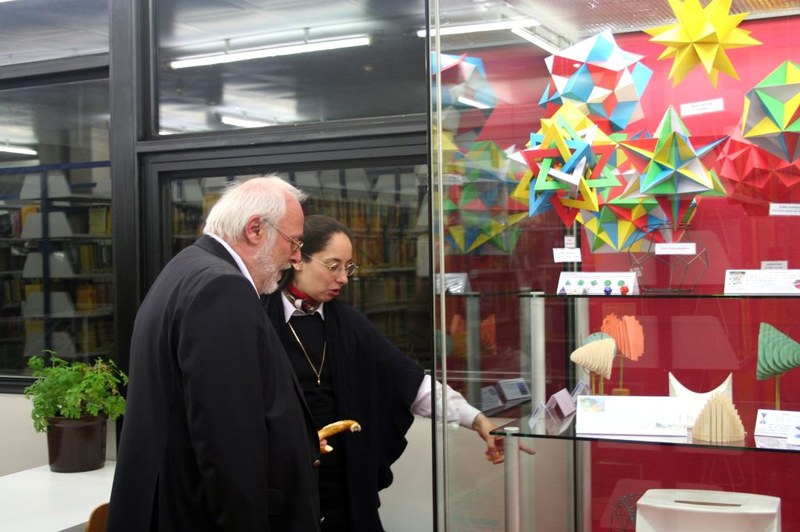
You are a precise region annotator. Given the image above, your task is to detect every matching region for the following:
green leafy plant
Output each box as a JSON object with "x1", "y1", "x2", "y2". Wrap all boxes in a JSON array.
[{"x1": 24, "y1": 352, "x2": 128, "y2": 433}]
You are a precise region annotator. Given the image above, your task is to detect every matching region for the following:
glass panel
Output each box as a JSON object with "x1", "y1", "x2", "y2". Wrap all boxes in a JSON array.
[
  {"x1": 169, "y1": 164, "x2": 430, "y2": 364},
  {"x1": 0, "y1": 0, "x2": 109, "y2": 66},
  {"x1": 155, "y1": 0, "x2": 426, "y2": 134},
  {"x1": 0, "y1": 80, "x2": 111, "y2": 376},
  {"x1": 431, "y1": 0, "x2": 800, "y2": 529}
]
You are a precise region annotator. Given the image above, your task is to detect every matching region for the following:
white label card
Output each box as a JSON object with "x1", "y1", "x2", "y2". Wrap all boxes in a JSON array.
[
  {"x1": 564, "y1": 236, "x2": 576, "y2": 249},
  {"x1": 680, "y1": 98, "x2": 724, "y2": 117},
  {"x1": 762, "y1": 261, "x2": 788, "y2": 270},
  {"x1": 654, "y1": 243, "x2": 697, "y2": 255},
  {"x1": 575, "y1": 395, "x2": 689, "y2": 437},
  {"x1": 754, "y1": 409, "x2": 800, "y2": 438},
  {"x1": 724, "y1": 269, "x2": 800, "y2": 295},
  {"x1": 769, "y1": 203, "x2": 800, "y2": 216},
  {"x1": 553, "y1": 247, "x2": 582, "y2": 263}
]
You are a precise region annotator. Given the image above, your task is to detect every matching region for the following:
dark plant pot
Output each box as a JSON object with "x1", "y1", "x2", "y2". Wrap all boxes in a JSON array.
[{"x1": 46, "y1": 414, "x2": 107, "y2": 473}]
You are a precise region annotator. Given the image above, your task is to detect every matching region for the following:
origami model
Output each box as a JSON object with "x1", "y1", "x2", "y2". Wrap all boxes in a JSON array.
[
  {"x1": 692, "y1": 394, "x2": 745, "y2": 443},
  {"x1": 601, "y1": 313, "x2": 645, "y2": 394},
  {"x1": 431, "y1": 52, "x2": 496, "y2": 145},
  {"x1": 715, "y1": 137, "x2": 800, "y2": 211},
  {"x1": 515, "y1": 103, "x2": 621, "y2": 226},
  {"x1": 621, "y1": 106, "x2": 728, "y2": 197},
  {"x1": 757, "y1": 322, "x2": 800, "y2": 409},
  {"x1": 441, "y1": 141, "x2": 529, "y2": 254},
  {"x1": 570, "y1": 332, "x2": 617, "y2": 394},
  {"x1": 645, "y1": 0, "x2": 761, "y2": 87},
  {"x1": 539, "y1": 30, "x2": 652, "y2": 131},
  {"x1": 669, "y1": 372, "x2": 733, "y2": 426},
  {"x1": 741, "y1": 61, "x2": 800, "y2": 163}
]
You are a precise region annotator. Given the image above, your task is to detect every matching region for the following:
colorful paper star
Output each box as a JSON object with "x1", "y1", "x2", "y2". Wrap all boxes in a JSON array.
[
  {"x1": 741, "y1": 61, "x2": 800, "y2": 162},
  {"x1": 645, "y1": 0, "x2": 761, "y2": 87},
  {"x1": 539, "y1": 31, "x2": 652, "y2": 131},
  {"x1": 620, "y1": 106, "x2": 728, "y2": 197}
]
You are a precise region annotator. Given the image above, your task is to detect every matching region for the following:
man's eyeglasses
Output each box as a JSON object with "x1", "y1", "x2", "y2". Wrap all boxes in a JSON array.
[
  {"x1": 265, "y1": 220, "x2": 303, "y2": 253},
  {"x1": 304, "y1": 254, "x2": 359, "y2": 277}
]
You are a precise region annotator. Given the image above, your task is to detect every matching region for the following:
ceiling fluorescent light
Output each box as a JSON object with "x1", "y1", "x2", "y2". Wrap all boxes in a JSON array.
[
  {"x1": 170, "y1": 35, "x2": 371, "y2": 70},
  {"x1": 417, "y1": 18, "x2": 539, "y2": 38},
  {"x1": 510, "y1": 28, "x2": 561, "y2": 54},
  {"x1": 0, "y1": 145, "x2": 37, "y2": 156},
  {"x1": 220, "y1": 115, "x2": 274, "y2": 128},
  {"x1": 457, "y1": 96, "x2": 491, "y2": 110}
]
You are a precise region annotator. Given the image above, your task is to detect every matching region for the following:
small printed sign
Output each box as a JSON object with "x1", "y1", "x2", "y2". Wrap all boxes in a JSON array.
[
  {"x1": 564, "y1": 235, "x2": 576, "y2": 249},
  {"x1": 769, "y1": 203, "x2": 800, "y2": 216},
  {"x1": 761, "y1": 261, "x2": 788, "y2": 270},
  {"x1": 754, "y1": 409, "x2": 800, "y2": 439},
  {"x1": 654, "y1": 242, "x2": 697, "y2": 255},
  {"x1": 553, "y1": 247, "x2": 582, "y2": 263},
  {"x1": 680, "y1": 97, "x2": 724, "y2": 117}
]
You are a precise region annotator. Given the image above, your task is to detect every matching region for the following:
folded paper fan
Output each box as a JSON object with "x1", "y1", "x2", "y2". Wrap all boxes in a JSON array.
[
  {"x1": 692, "y1": 395, "x2": 745, "y2": 444},
  {"x1": 570, "y1": 333, "x2": 616, "y2": 380},
  {"x1": 757, "y1": 322, "x2": 800, "y2": 380}
]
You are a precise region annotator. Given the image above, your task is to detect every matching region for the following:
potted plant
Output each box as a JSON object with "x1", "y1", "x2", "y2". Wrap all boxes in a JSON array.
[{"x1": 24, "y1": 352, "x2": 128, "y2": 472}]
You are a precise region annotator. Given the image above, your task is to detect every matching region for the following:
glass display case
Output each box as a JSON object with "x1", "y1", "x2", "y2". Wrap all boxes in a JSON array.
[{"x1": 429, "y1": 1, "x2": 800, "y2": 530}]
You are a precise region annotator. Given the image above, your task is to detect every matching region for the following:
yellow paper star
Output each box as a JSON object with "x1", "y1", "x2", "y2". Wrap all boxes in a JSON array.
[{"x1": 645, "y1": 0, "x2": 761, "y2": 87}]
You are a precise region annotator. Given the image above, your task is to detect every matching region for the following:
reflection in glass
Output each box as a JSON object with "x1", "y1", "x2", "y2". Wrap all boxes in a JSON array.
[
  {"x1": 155, "y1": 0, "x2": 427, "y2": 133},
  {"x1": 169, "y1": 165, "x2": 430, "y2": 364}
]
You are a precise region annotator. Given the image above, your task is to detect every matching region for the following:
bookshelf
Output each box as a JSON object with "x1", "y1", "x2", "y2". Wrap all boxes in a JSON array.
[{"x1": 0, "y1": 163, "x2": 113, "y2": 373}]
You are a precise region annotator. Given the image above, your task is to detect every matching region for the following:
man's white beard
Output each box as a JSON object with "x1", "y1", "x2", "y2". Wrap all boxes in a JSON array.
[{"x1": 254, "y1": 243, "x2": 285, "y2": 294}]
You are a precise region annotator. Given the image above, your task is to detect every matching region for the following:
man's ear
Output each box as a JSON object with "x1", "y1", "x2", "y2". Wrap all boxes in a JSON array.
[{"x1": 245, "y1": 216, "x2": 263, "y2": 244}]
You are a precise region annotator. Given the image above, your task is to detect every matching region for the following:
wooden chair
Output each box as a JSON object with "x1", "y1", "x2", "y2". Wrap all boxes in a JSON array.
[{"x1": 85, "y1": 502, "x2": 109, "y2": 532}]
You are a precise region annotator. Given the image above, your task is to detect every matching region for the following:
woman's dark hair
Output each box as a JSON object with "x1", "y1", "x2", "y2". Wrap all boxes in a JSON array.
[
  {"x1": 300, "y1": 214, "x2": 352, "y2": 256},
  {"x1": 278, "y1": 214, "x2": 353, "y2": 288}
]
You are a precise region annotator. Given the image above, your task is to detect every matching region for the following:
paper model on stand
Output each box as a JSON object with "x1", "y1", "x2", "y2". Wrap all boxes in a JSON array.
[
  {"x1": 757, "y1": 322, "x2": 800, "y2": 380},
  {"x1": 539, "y1": 30, "x2": 653, "y2": 131},
  {"x1": 601, "y1": 314, "x2": 644, "y2": 394},
  {"x1": 692, "y1": 394, "x2": 745, "y2": 443},
  {"x1": 570, "y1": 332, "x2": 617, "y2": 394},
  {"x1": 757, "y1": 322, "x2": 800, "y2": 409},
  {"x1": 741, "y1": 61, "x2": 800, "y2": 163},
  {"x1": 645, "y1": 0, "x2": 761, "y2": 87},
  {"x1": 669, "y1": 372, "x2": 733, "y2": 426}
]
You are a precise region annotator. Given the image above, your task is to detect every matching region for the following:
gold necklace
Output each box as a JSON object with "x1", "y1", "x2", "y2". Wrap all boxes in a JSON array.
[{"x1": 287, "y1": 321, "x2": 327, "y2": 386}]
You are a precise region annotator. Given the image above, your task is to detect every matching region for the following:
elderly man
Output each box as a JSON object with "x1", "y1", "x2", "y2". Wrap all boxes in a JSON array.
[{"x1": 108, "y1": 177, "x2": 321, "y2": 531}]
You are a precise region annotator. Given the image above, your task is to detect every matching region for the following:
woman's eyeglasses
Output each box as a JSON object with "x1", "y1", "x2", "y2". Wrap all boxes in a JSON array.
[{"x1": 304, "y1": 254, "x2": 359, "y2": 277}]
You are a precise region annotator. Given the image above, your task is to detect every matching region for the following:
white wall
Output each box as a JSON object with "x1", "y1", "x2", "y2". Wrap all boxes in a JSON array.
[
  {"x1": 0, "y1": 393, "x2": 48, "y2": 476},
  {"x1": 0, "y1": 393, "x2": 117, "y2": 477}
]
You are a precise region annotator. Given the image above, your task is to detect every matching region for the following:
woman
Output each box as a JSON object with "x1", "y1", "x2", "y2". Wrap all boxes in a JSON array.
[{"x1": 262, "y1": 214, "x2": 501, "y2": 532}]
